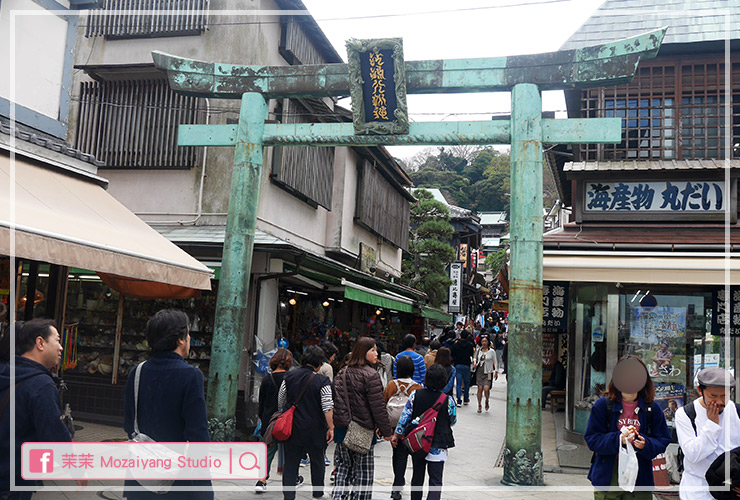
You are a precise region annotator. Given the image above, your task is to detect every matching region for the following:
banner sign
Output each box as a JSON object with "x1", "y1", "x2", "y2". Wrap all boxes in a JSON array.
[
  {"x1": 448, "y1": 262, "x2": 463, "y2": 313},
  {"x1": 711, "y1": 287, "x2": 740, "y2": 336},
  {"x1": 542, "y1": 281, "x2": 568, "y2": 333},
  {"x1": 347, "y1": 38, "x2": 409, "y2": 135},
  {"x1": 585, "y1": 180, "x2": 725, "y2": 213}
]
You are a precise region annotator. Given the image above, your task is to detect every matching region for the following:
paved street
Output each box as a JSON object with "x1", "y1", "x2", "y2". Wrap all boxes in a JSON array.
[{"x1": 32, "y1": 377, "x2": 597, "y2": 500}]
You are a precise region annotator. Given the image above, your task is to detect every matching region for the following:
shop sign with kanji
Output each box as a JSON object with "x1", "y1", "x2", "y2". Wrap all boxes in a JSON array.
[
  {"x1": 448, "y1": 262, "x2": 462, "y2": 313},
  {"x1": 346, "y1": 38, "x2": 409, "y2": 135},
  {"x1": 711, "y1": 287, "x2": 740, "y2": 337},
  {"x1": 580, "y1": 179, "x2": 736, "y2": 222},
  {"x1": 543, "y1": 281, "x2": 568, "y2": 333}
]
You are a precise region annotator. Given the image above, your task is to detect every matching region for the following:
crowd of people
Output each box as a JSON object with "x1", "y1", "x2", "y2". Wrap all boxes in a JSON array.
[
  {"x1": 6, "y1": 309, "x2": 740, "y2": 500},
  {"x1": 256, "y1": 323, "x2": 505, "y2": 500}
]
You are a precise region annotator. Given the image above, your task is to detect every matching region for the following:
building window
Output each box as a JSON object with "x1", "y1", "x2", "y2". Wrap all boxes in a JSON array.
[
  {"x1": 355, "y1": 160, "x2": 410, "y2": 250},
  {"x1": 76, "y1": 79, "x2": 202, "y2": 169},
  {"x1": 580, "y1": 56, "x2": 740, "y2": 161},
  {"x1": 270, "y1": 99, "x2": 335, "y2": 209},
  {"x1": 85, "y1": 0, "x2": 208, "y2": 38}
]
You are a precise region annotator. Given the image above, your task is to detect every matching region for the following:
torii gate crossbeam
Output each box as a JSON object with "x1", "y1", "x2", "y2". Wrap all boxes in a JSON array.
[{"x1": 154, "y1": 27, "x2": 665, "y2": 486}]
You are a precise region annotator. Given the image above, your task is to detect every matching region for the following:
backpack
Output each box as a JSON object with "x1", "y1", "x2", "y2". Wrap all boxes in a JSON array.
[
  {"x1": 402, "y1": 393, "x2": 447, "y2": 454},
  {"x1": 676, "y1": 401, "x2": 740, "y2": 474},
  {"x1": 387, "y1": 380, "x2": 415, "y2": 428}
]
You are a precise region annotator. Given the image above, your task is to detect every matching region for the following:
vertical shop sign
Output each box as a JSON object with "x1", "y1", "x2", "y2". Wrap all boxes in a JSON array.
[
  {"x1": 448, "y1": 262, "x2": 463, "y2": 313},
  {"x1": 711, "y1": 287, "x2": 740, "y2": 336},
  {"x1": 542, "y1": 281, "x2": 568, "y2": 333},
  {"x1": 458, "y1": 244, "x2": 469, "y2": 269}
]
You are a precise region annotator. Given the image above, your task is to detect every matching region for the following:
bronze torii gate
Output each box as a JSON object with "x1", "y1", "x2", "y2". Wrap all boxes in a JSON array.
[{"x1": 153, "y1": 27, "x2": 664, "y2": 485}]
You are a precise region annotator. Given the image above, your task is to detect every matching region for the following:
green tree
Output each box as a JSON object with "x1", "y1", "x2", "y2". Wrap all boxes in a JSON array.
[
  {"x1": 401, "y1": 189, "x2": 456, "y2": 308},
  {"x1": 484, "y1": 247, "x2": 508, "y2": 274}
]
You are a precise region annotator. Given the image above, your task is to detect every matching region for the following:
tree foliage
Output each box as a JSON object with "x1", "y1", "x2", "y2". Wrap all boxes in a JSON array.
[
  {"x1": 401, "y1": 189, "x2": 456, "y2": 309},
  {"x1": 484, "y1": 247, "x2": 508, "y2": 274},
  {"x1": 407, "y1": 146, "x2": 558, "y2": 217}
]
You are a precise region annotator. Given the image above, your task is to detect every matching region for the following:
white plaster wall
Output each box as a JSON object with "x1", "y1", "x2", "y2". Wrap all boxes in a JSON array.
[
  {"x1": 0, "y1": 0, "x2": 66, "y2": 119},
  {"x1": 104, "y1": 169, "x2": 199, "y2": 217}
]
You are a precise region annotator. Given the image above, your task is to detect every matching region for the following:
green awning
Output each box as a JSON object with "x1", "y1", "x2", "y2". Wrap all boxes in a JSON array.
[
  {"x1": 421, "y1": 307, "x2": 452, "y2": 323},
  {"x1": 344, "y1": 283, "x2": 414, "y2": 313}
]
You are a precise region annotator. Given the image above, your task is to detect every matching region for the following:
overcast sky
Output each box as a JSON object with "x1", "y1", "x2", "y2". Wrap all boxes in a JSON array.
[{"x1": 301, "y1": 0, "x2": 605, "y2": 159}]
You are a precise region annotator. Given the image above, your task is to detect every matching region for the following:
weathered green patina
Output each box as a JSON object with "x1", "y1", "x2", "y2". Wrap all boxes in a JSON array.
[
  {"x1": 205, "y1": 93, "x2": 267, "y2": 441},
  {"x1": 155, "y1": 28, "x2": 665, "y2": 485}
]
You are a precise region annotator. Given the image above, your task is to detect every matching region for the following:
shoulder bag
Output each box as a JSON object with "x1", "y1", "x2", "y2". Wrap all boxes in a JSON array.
[
  {"x1": 340, "y1": 370, "x2": 374, "y2": 454},
  {"x1": 268, "y1": 372, "x2": 316, "y2": 443},
  {"x1": 128, "y1": 361, "x2": 176, "y2": 494}
]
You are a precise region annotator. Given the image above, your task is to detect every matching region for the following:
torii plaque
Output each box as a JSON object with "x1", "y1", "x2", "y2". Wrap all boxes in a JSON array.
[{"x1": 154, "y1": 28, "x2": 665, "y2": 485}]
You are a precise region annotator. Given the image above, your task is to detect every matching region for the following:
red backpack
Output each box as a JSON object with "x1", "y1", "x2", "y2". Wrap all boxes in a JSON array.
[{"x1": 402, "y1": 393, "x2": 448, "y2": 454}]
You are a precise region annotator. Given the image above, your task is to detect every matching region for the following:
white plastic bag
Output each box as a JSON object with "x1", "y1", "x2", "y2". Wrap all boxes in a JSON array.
[{"x1": 618, "y1": 436, "x2": 639, "y2": 492}]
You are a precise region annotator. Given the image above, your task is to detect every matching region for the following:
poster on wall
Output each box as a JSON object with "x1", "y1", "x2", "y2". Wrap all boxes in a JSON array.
[
  {"x1": 630, "y1": 306, "x2": 686, "y2": 343},
  {"x1": 654, "y1": 383, "x2": 685, "y2": 425}
]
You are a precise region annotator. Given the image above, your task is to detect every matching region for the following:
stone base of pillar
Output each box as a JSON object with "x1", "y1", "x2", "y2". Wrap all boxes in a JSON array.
[
  {"x1": 501, "y1": 447, "x2": 544, "y2": 486},
  {"x1": 208, "y1": 417, "x2": 236, "y2": 442}
]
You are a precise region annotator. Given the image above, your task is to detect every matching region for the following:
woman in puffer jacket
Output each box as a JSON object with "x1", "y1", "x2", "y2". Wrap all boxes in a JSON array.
[{"x1": 333, "y1": 337, "x2": 394, "y2": 500}]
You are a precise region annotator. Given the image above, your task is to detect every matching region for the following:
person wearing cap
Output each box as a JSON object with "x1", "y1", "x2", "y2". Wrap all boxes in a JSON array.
[{"x1": 676, "y1": 367, "x2": 740, "y2": 500}]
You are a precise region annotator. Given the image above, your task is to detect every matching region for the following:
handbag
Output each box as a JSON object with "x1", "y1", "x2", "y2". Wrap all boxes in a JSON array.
[
  {"x1": 129, "y1": 361, "x2": 177, "y2": 494},
  {"x1": 340, "y1": 370, "x2": 374, "y2": 454},
  {"x1": 267, "y1": 372, "x2": 316, "y2": 443}
]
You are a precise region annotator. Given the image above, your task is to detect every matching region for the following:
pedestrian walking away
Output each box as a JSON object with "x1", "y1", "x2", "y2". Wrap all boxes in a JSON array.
[
  {"x1": 423, "y1": 339, "x2": 440, "y2": 370},
  {"x1": 432, "y1": 347, "x2": 455, "y2": 398},
  {"x1": 676, "y1": 367, "x2": 740, "y2": 500},
  {"x1": 450, "y1": 330, "x2": 474, "y2": 406},
  {"x1": 122, "y1": 309, "x2": 213, "y2": 500},
  {"x1": 584, "y1": 355, "x2": 671, "y2": 500},
  {"x1": 333, "y1": 337, "x2": 394, "y2": 500},
  {"x1": 384, "y1": 356, "x2": 423, "y2": 500},
  {"x1": 277, "y1": 345, "x2": 334, "y2": 500},
  {"x1": 391, "y1": 364, "x2": 456, "y2": 500},
  {"x1": 472, "y1": 335, "x2": 497, "y2": 413},
  {"x1": 394, "y1": 334, "x2": 426, "y2": 385},
  {"x1": 255, "y1": 348, "x2": 294, "y2": 493},
  {"x1": 1, "y1": 320, "x2": 82, "y2": 500}
]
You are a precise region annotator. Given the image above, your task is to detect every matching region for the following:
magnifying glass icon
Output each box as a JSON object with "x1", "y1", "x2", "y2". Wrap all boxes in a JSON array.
[{"x1": 239, "y1": 452, "x2": 261, "y2": 471}]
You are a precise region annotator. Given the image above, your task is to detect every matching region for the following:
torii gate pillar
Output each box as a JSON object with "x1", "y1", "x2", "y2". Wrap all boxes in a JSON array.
[{"x1": 504, "y1": 83, "x2": 544, "y2": 484}]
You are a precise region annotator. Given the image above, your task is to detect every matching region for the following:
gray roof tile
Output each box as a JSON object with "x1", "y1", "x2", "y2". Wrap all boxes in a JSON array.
[{"x1": 561, "y1": 0, "x2": 739, "y2": 50}]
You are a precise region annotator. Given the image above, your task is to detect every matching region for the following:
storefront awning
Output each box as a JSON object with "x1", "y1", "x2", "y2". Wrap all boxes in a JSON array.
[
  {"x1": 0, "y1": 155, "x2": 213, "y2": 289},
  {"x1": 341, "y1": 280, "x2": 415, "y2": 313},
  {"x1": 543, "y1": 251, "x2": 740, "y2": 285},
  {"x1": 421, "y1": 307, "x2": 452, "y2": 323}
]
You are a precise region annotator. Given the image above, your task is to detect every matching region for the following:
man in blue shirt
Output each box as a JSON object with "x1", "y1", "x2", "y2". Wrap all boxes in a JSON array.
[{"x1": 393, "y1": 334, "x2": 426, "y2": 385}]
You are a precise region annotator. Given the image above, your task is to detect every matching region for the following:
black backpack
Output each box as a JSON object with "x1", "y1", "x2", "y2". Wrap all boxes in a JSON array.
[{"x1": 676, "y1": 401, "x2": 740, "y2": 474}]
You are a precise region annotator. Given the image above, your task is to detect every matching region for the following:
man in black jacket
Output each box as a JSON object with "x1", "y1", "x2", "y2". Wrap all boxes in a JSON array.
[
  {"x1": 0, "y1": 319, "x2": 76, "y2": 499},
  {"x1": 451, "y1": 330, "x2": 474, "y2": 407}
]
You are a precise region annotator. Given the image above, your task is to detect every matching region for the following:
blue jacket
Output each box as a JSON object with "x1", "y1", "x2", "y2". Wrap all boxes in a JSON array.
[
  {"x1": 0, "y1": 356, "x2": 72, "y2": 490},
  {"x1": 123, "y1": 351, "x2": 212, "y2": 500},
  {"x1": 584, "y1": 396, "x2": 671, "y2": 488}
]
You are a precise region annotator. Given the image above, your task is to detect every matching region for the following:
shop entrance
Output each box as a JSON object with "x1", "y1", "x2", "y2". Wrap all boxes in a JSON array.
[{"x1": 153, "y1": 29, "x2": 666, "y2": 485}]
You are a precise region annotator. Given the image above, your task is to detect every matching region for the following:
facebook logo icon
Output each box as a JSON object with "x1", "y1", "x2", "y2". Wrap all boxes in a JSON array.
[{"x1": 29, "y1": 449, "x2": 54, "y2": 474}]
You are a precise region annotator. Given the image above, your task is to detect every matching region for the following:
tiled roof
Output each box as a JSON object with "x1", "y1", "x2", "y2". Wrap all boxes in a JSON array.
[
  {"x1": 561, "y1": 0, "x2": 740, "y2": 50},
  {"x1": 564, "y1": 159, "x2": 740, "y2": 173},
  {"x1": 0, "y1": 117, "x2": 104, "y2": 167},
  {"x1": 154, "y1": 225, "x2": 290, "y2": 246},
  {"x1": 479, "y1": 212, "x2": 508, "y2": 225}
]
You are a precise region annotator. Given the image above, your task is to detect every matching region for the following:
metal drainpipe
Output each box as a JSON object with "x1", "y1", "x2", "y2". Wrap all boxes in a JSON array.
[{"x1": 243, "y1": 254, "x2": 305, "y2": 423}]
